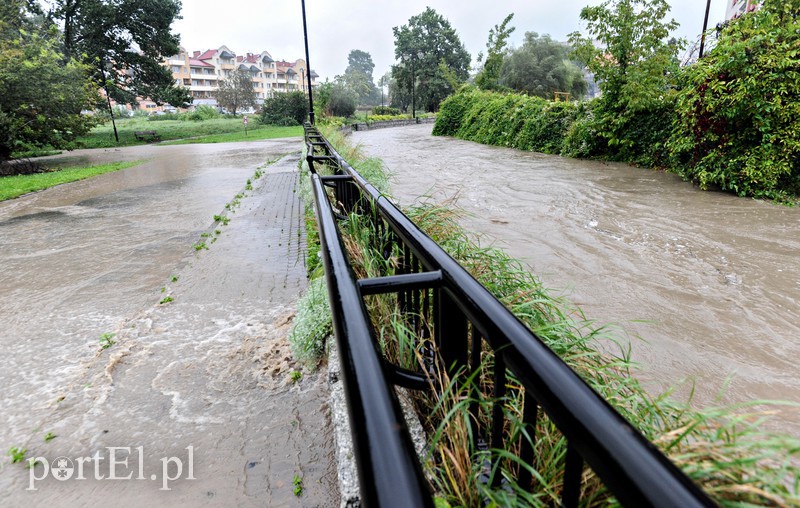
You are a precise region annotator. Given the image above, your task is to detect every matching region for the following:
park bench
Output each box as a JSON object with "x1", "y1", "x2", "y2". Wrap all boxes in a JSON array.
[{"x1": 134, "y1": 130, "x2": 161, "y2": 142}]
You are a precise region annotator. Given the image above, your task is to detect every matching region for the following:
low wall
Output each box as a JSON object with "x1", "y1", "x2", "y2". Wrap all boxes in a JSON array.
[{"x1": 351, "y1": 117, "x2": 436, "y2": 132}]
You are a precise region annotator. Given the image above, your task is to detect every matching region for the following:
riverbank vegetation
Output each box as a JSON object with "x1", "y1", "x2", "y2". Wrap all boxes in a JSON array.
[
  {"x1": 0, "y1": 161, "x2": 142, "y2": 201},
  {"x1": 435, "y1": 0, "x2": 799, "y2": 201},
  {"x1": 291, "y1": 129, "x2": 800, "y2": 506}
]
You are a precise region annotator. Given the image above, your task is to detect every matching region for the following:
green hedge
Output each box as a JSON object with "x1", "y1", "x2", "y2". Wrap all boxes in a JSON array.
[{"x1": 434, "y1": 83, "x2": 797, "y2": 200}]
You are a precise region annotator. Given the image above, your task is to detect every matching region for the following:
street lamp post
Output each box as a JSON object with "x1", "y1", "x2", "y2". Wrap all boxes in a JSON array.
[
  {"x1": 403, "y1": 51, "x2": 423, "y2": 119},
  {"x1": 300, "y1": 0, "x2": 315, "y2": 124},
  {"x1": 699, "y1": 0, "x2": 712, "y2": 59}
]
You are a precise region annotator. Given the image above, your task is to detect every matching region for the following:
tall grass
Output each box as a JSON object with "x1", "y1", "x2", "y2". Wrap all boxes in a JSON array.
[{"x1": 292, "y1": 129, "x2": 800, "y2": 506}]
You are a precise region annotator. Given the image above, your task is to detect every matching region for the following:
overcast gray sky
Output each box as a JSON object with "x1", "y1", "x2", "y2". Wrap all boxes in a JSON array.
[{"x1": 173, "y1": 0, "x2": 729, "y2": 81}]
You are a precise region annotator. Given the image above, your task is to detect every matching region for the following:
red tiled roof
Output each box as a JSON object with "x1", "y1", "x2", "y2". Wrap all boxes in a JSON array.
[
  {"x1": 189, "y1": 58, "x2": 213, "y2": 67},
  {"x1": 196, "y1": 49, "x2": 217, "y2": 61}
]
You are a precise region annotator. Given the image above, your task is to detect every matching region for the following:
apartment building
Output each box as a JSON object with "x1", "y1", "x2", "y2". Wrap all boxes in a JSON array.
[
  {"x1": 165, "y1": 45, "x2": 319, "y2": 109},
  {"x1": 726, "y1": 0, "x2": 761, "y2": 20}
]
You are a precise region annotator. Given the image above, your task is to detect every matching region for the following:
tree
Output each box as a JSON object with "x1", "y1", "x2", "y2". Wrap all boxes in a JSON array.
[
  {"x1": 215, "y1": 69, "x2": 256, "y2": 116},
  {"x1": 392, "y1": 7, "x2": 471, "y2": 112},
  {"x1": 499, "y1": 32, "x2": 587, "y2": 99},
  {"x1": 0, "y1": 1, "x2": 99, "y2": 161},
  {"x1": 475, "y1": 13, "x2": 515, "y2": 91},
  {"x1": 50, "y1": 0, "x2": 191, "y2": 108},
  {"x1": 569, "y1": 0, "x2": 682, "y2": 111},
  {"x1": 261, "y1": 91, "x2": 307, "y2": 125},
  {"x1": 669, "y1": 0, "x2": 800, "y2": 197},
  {"x1": 568, "y1": 0, "x2": 683, "y2": 155},
  {"x1": 339, "y1": 49, "x2": 378, "y2": 106}
]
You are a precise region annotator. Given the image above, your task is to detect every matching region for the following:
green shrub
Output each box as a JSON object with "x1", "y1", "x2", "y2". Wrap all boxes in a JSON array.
[
  {"x1": 187, "y1": 105, "x2": 220, "y2": 121},
  {"x1": 288, "y1": 277, "x2": 331, "y2": 365},
  {"x1": 372, "y1": 105, "x2": 401, "y2": 116},
  {"x1": 261, "y1": 91, "x2": 308, "y2": 125},
  {"x1": 668, "y1": 1, "x2": 800, "y2": 198},
  {"x1": 327, "y1": 87, "x2": 356, "y2": 118}
]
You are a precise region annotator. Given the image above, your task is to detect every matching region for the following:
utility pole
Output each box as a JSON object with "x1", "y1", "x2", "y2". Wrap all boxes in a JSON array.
[
  {"x1": 699, "y1": 0, "x2": 712, "y2": 59},
  {"x1": 301, "y1": 0, "x2": 315, "y2": 124}
]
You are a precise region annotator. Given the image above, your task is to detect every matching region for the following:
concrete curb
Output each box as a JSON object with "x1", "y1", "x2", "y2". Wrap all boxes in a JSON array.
[{"x1": 326, "y1": 338, "x2": 429, "y2": 507}]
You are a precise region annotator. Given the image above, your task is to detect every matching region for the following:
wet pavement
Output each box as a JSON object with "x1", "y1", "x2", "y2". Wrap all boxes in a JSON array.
[
  {"x1": 352, "y1": 124, "x2": 800, "y2": 435},
  {"x1": 0, "y1": 141, "x2": 338, "y2": 506}
]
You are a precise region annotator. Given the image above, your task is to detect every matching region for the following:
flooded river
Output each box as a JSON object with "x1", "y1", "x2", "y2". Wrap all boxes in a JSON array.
[
  {"x1": 353, "y1": 124, "x2": 800, "y2": 434},
  {"x1": 0, "y1": 141, "x2": 337, "y2": 506}
]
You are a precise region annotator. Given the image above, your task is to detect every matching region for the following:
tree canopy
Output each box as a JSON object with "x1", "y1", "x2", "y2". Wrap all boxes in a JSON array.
[
  {"x1": 475, "y1": 13, "x2": 515, "y2": 91},
  {"x1": 568, "y1": 0, "x2": 683, "y2": 156},
  {"x1": 0, "y1": 0, "x2": 99, "y2": 161},
  {"x1": 50, "y1": 0, "x2": 190, "y2": 108},
  {"x1": 215, "y1": 69, "x2": 257, "y2": 116},
  {"x1": 392, "y1": 7, "x2": 470, "y2": 112},
  {"x1": 499, "y1": 32, "x2": 587, "y2": 99},
  {"x1": 569, "y1": 0, "x2": 682, "y2": 112},
  {"x1": 338, "y1": 49, "x2": 378, "y2": 105}
]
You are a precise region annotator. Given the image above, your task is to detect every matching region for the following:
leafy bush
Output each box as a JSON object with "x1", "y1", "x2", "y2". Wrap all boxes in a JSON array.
[
  {"x1": 327, "y1": 87, "x2": 356, "y2": 118},
  {"x1": 372, "y1": 105, "x2": 401, "y2": 116},
  {"x1": 668, "y1": 1, "x2": 800, "y2": 198},
  {"x1": 187, "y1": 105, "x2": 220, "y2": 121},
  {"x1": 261, "y1": 91, "x2": 308, "y2": 125}
]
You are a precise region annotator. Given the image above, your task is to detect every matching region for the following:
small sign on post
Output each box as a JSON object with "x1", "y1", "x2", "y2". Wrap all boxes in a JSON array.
[{"x1": 243, "y1": 115, "x2": 249, "y2": 136}]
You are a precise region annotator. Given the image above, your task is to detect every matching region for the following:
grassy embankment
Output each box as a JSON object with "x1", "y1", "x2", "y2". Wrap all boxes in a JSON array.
[
  {"x1": 0, "y1": 161, "x2": 142, "y2": 201},
  {"x1": 80, "y1": 117, "x2": 302, "y2": 148},
  {"x1": 290, "y1": 128, "x2": 800, "y2": 507}
]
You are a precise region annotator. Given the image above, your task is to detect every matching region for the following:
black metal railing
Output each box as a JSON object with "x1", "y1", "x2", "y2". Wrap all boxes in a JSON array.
[{"x1": 304, "y1": 124, "x2": 716, "y2": 508}]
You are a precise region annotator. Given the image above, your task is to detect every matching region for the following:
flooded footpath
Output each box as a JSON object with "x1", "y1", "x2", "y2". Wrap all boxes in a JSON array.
[
  {"x1": 0, "y1": 141, "x2": 338, "y2": 506},
  {"x1": 353, "y1": 124, "x2": 800, "y2": 435}
]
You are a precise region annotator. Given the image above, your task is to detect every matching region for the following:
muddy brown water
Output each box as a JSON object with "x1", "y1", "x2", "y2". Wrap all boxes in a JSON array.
[
  {"x1": 0, "y1": 141, "x2": 338, "y2": 506},
  {"x1": 353, "y1": 124, "x2": 800, "y2": 435}
]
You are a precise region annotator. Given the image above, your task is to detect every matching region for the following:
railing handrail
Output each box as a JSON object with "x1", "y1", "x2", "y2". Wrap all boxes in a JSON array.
[{"x1": 305, "y1": 124, "x2": 716, "y2": 507}]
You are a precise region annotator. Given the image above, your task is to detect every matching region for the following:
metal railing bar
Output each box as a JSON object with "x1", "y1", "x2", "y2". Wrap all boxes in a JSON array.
[
  {"x1": 384, "y1": 362, "x2": 433, "y2": 391},
  {"x1": 563, "y1": 443, "x2": 583, "y2": 508},
  {"x1": 320, "y1": 175, "x2": 353, "y2": 182},
  {"x1": 310, "y1": 170, "x2": 433, "y2": 507},
  {"x1": 357, "y1": 271, "x2": 443, "y2": 295}
]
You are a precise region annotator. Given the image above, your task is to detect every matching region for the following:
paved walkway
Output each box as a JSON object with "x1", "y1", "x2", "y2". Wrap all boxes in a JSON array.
[{"x1": 1, "y1": 153, "x2": 339, "y2": 506}]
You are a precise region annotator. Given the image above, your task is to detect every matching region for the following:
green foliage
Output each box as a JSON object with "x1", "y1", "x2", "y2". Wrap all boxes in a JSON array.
[
  {"x1": 569, "y1": 0, "x2": 684, "y2": 159},
  {"x1": 99, "y1": 332, "x2": 116, "y2": 349},
  {"x1": 292, "y1": 474, "x2": 303, "y2": 496},
  {"x1": 326, "y1": 86, "x2": 357, "y2": 118},
  {"x1": 287, "y1": 277, "x2": 332, "y2": 366},
  {"x1": 434, "y1": 88, "x2": 580, "y2": 155},
  {"x1": 57, "y1": 0, "x2": 191, "y2": 108},
  {"x1": 474, "y1": 13, "x2": 515, "y2": 91},
  {"x1": 0, "y1": 3, "x2": 100, "y2": 161},
  {"x1": 0, "y1": 161, "x2": 141, "y2": 201},
  {"x1": 339, "y1": 49, "x2": 379, "y2": 106},
  {"x1": 669, "y1": 0, "x2": 800, "y2": 198},
  {"x1": 372, "y1": 106, "x2": 401, "y2": 116},
  {"x1": 7, "y1": 447, "x2": 25, "y2": 463},
  {"x1": 499, "y1": 32, "x2": 588, "y2": 99},
  {"x1": 392, "y1": 7, "x2": 471, "y2": 112},
  {"x1": 215, "y1": 69, "x2": 257, "y2": 116},
  {"x1": 260, "y1": 91, "x2": 308, "y2": 125},
  {"x1": 187, "y1": 105, "x2": 220, "y2": 121}
]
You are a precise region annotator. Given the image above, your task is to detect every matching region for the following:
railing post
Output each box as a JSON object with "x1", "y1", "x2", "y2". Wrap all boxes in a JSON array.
[{"x1": 435, "y1": 288, "x2": 469, "y2": 375}]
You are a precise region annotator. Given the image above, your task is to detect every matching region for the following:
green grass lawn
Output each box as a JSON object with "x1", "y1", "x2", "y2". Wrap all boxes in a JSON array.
[
  {"x1": 161, "y1": 125, "x2": 303, "y2": 145},
  {"x1": 0, "y1": 160, "x2": 143, "y2": 201},
  {"x1": 78, "y1": 117, "x2": 301, "y2": 148}
]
